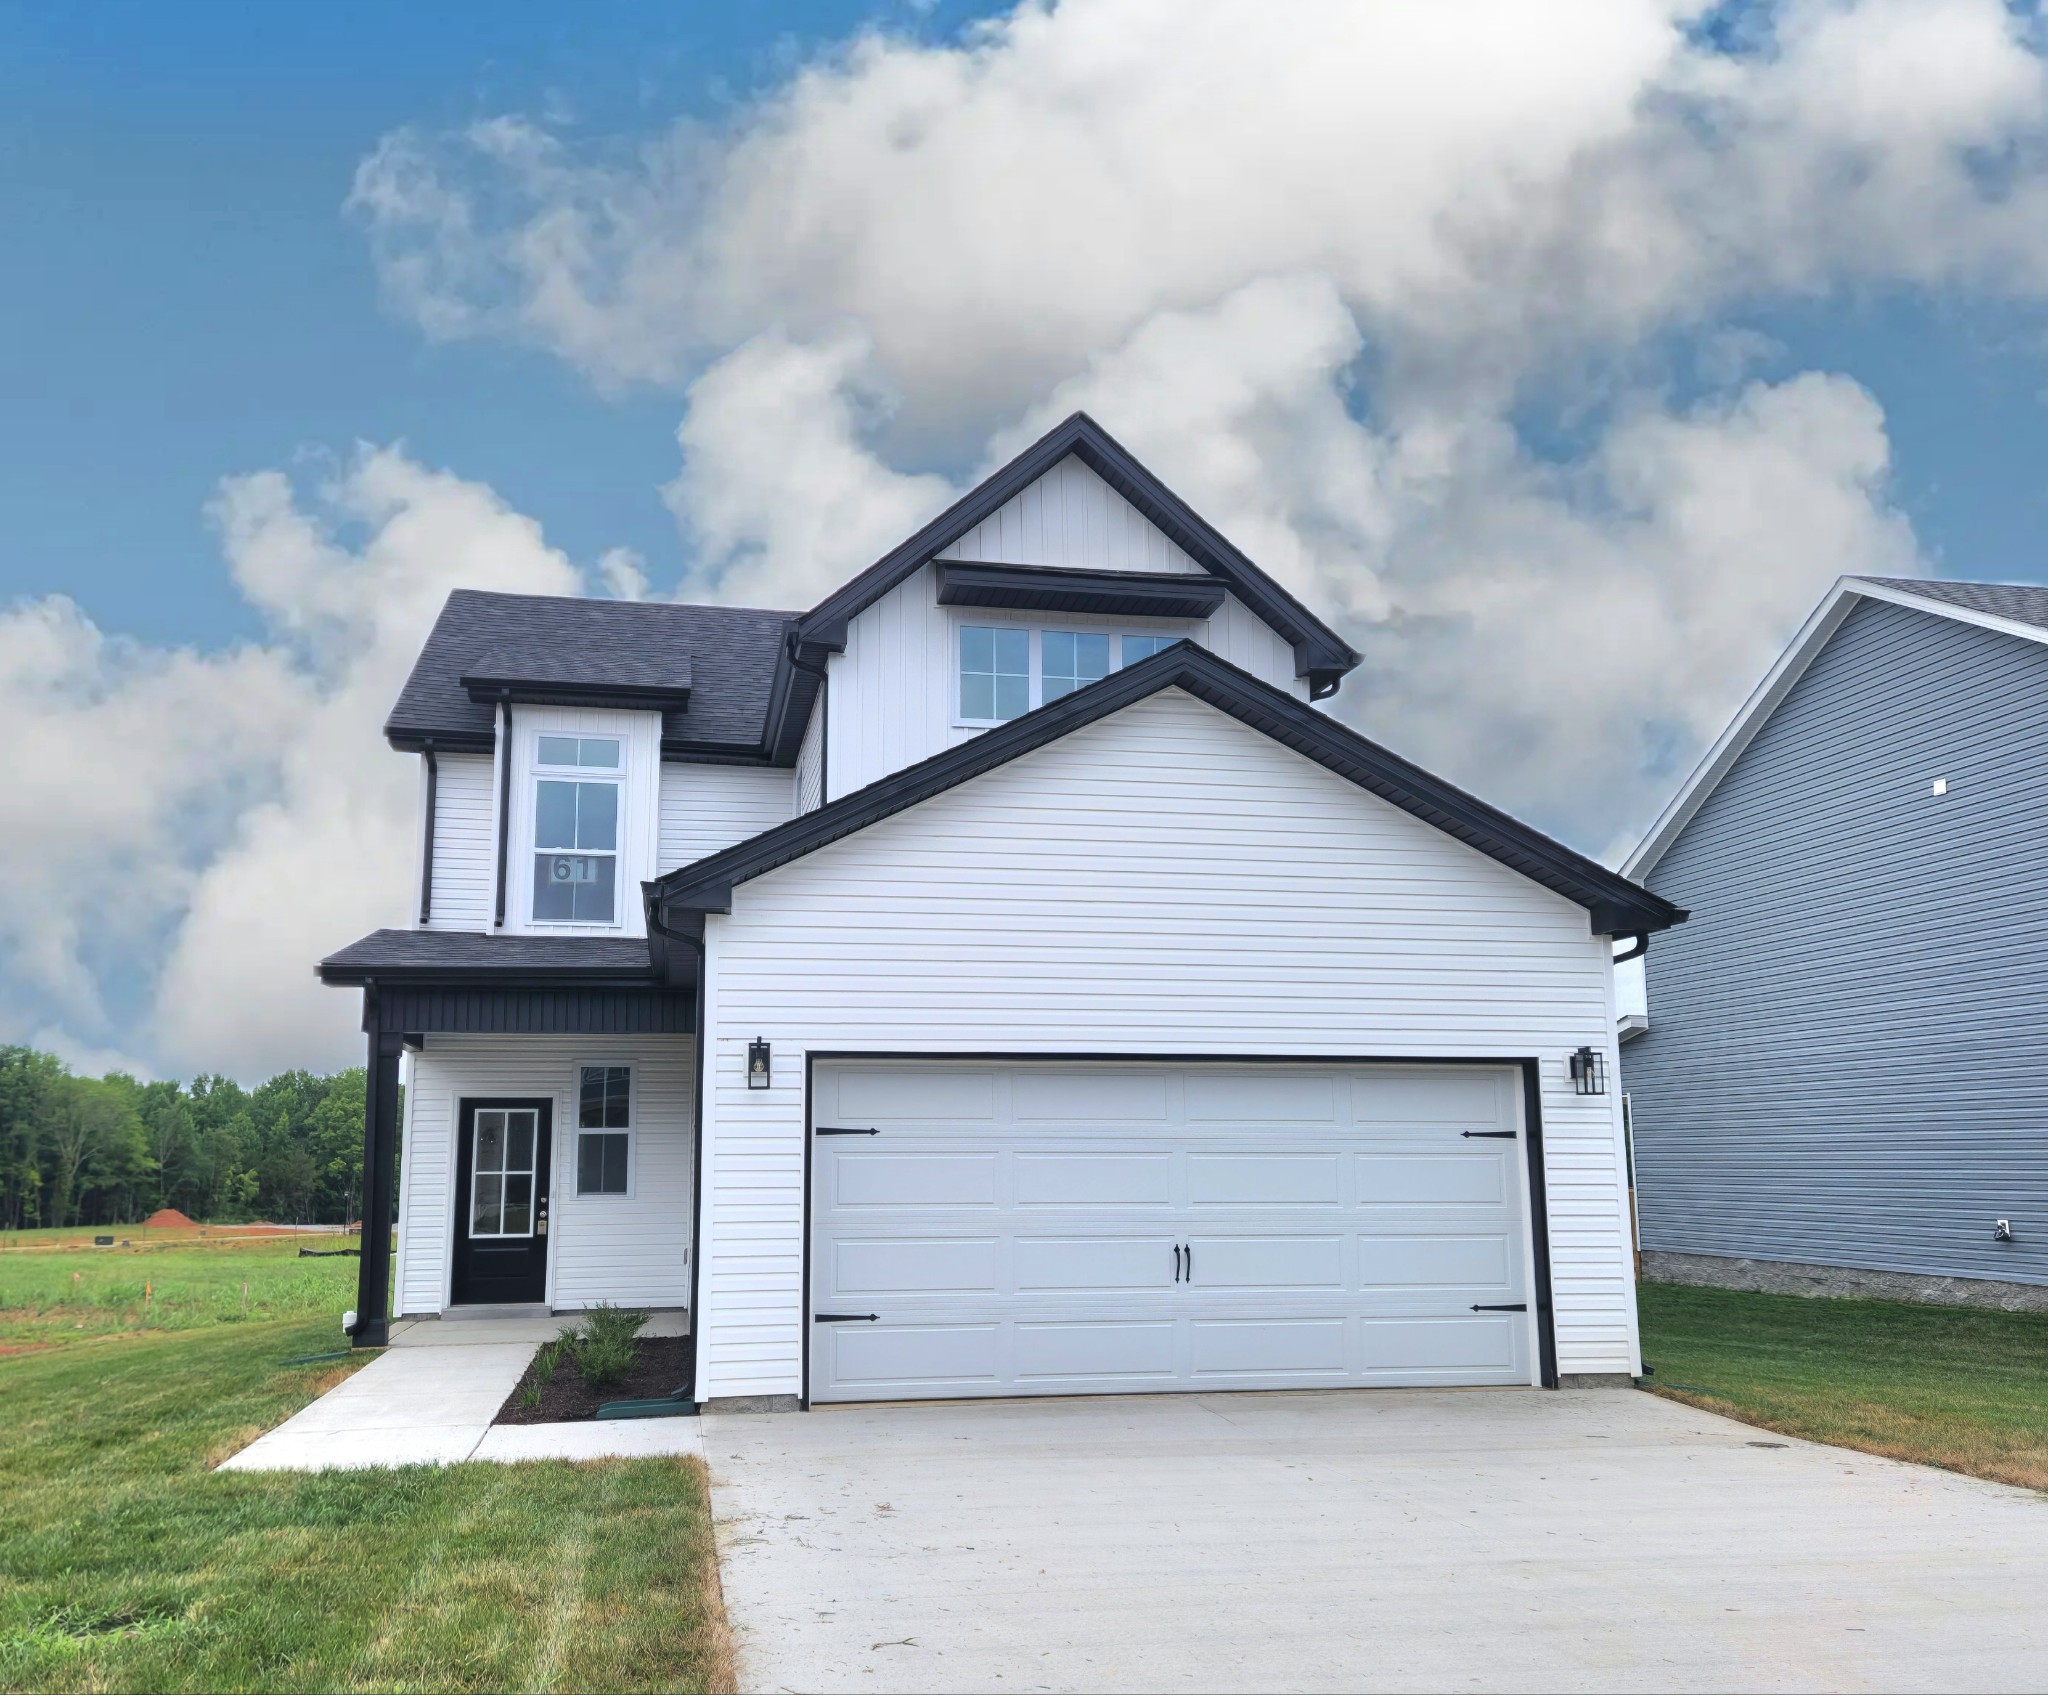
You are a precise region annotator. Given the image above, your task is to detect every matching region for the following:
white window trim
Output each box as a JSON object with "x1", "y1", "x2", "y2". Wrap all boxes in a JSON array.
[
  {"x1": 529, "y1": 735, "x2": 625, "y2": 930},
  {"x1": 569, "y1": 1059, "x2": 637, "y2": 1200},
  {"x1": 950, "y1": 614, "x2": 1192, "y2": 728}
]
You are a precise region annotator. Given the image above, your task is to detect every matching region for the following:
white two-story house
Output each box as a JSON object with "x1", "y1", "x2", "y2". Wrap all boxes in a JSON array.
[{"x1": 321, "y1": 413, "x2": 1683, "y2": 1410}]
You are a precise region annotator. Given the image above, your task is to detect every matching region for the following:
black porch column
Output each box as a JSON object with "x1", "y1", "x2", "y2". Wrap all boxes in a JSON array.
[{"x1": 353, "y1": 1001, "x2": 404, "y2": 1349}]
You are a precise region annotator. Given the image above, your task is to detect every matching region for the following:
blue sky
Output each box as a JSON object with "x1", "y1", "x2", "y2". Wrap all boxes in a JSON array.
[
  {"x1": 9, "y1": 0, "x2": 2048, "y2": 1077},
  {"x1": 0, "y1": 0, "x2": 998, "y2": 646}
]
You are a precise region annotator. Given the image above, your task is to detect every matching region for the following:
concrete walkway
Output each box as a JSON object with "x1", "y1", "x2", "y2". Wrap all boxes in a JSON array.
[
  {"x1": 220, "y1": 1312, "x2": 699, "y2": 1471},
  {"x1": 705, "y1": 1388, "x2": 2048, "y2": 1695}
]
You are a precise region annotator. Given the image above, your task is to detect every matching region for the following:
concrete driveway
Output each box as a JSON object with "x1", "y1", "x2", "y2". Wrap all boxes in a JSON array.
[{"x1": 703, "y1": 1388, "x2": 2048, "y2": 1694}]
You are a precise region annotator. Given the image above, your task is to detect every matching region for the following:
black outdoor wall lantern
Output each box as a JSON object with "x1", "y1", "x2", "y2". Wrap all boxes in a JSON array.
[
  {"x1": 747, "y1": 1038, "x2": 772, "y2": 1090},
  {"x1": 1568, "y1": 1045, "x2": 1607, "y2": 1096}
]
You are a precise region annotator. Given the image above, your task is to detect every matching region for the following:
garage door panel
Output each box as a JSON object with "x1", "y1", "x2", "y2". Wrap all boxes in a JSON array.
[
  {"x1": 824, "y1": 1322, "x2": 1001, "y2": 1388},
  {"x1": 1356, "y1": 1153, "x2": 1508, "y2": 1206},
  {"x1": 1015, "y1": 1071, "x2": 1168, "y2": 1120},
  {"x1": 830, "y1": 1152, "x2": 998, "y2": 1207},
  {"x1": 1190, "y1": 1317, "x2": 1349, "y2": 1378},
  {"x1": 830, "y1": 1237, "x2": 998, "y2": 1296},
  {"x1": 1357, "y1": 1233, "x2": 1513, "y2": 1291},
  {"x1": 811, "y1": 1062, "x2": 1534, "y2": 1403},
  {"x1": 1015, "y1": 1235, "x2": 1175, "y2": 1291},
  {"x1": 1187, "y1": 1234, "x2": 1344, "y2": 1290},
  {"x1": 1184, "y1": 1071, "x2": 1336, "y2": 1122},
  {"x1": 1015, "y1": 1320, "x2": 1176, "y2": 1380},
  {"x1": 1188, "y1": 1152, "x2": 1340, "y2": 1207},
  {"x1": 1359, "y1": 1316, "x2": 1523, "y2": 1376},
  {"x1": 1014, "y1": 1152, "x2": 1171, "y2": 1207},
  {"x1": 833, "y1": 1069, "x2": 996, "y2": 1121}
]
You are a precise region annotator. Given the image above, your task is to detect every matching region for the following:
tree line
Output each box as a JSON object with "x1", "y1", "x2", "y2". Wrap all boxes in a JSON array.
[{"x1": 0, "y1": 1047, "x2": 371, "y2": 1230}]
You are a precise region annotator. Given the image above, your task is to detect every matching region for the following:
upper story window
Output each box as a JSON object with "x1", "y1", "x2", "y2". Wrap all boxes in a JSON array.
[
  {"x1": 957, "y1": 626, "x2": 1184, "y2": 723},
  {"x1": 532, "y1": 736, "x2": 621, "y2": 923}
]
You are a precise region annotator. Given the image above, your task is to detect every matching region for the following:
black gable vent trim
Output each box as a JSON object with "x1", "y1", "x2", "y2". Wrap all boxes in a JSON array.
[{"x1": 936, "y1": 562, "x2": 1226, "y2": 621}]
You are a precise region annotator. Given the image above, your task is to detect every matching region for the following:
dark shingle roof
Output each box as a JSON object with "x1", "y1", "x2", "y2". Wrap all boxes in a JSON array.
[
  {"x1": 1857, "y1": 576, "x2": 2048, "y2": 634},
  {"x1": 386, "y1": 590, "x2": 796, "y2": 756},
  {"x1": 318, "y1": 929, "x2": 655, "y2": 983}
]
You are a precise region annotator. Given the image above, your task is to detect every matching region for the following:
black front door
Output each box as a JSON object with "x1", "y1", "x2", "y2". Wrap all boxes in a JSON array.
[{"x1": 452, "y1": 1098, "x2": 552, "y2": 1305}]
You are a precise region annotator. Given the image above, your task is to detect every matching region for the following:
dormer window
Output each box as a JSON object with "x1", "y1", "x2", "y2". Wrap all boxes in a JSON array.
[
  {"x1": 957, "y1": 625, "x2": 1184, "y2": 724},
  {"x1": 532, "y1": 735, "x2": 621, "y2": 923}
]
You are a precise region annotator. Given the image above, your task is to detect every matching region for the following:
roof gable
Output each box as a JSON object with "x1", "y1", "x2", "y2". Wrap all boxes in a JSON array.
[
  {"x1": 1626, "y1": 574, "x2": 2048, "y2": 880},
  {"x1": 935, "y1": 452, "x2": 1206, "y2": 574},
  {"x1": 648, "y1": 642, "x2": 1680, "y2": 977},
  {"x1": 786, "y1": 413, "x2": 1360, "y2": 707}
]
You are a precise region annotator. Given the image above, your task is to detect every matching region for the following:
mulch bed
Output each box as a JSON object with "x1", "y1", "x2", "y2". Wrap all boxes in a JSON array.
[{"x1": 493, "y1": 1334, "x2": 692, "y2": 1425}]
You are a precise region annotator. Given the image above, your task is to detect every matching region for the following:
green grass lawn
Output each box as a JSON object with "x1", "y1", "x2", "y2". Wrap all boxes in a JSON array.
[
  {"x1": 0, "y1": 1233, "x2": 362, "y2": 1343},
  {"x1": 0, "y1": 1242, "x2": 731, "y2": 1694},
  {"x1": 1638, "y1": 1280, "x2": 2048, "y2": 1493}
]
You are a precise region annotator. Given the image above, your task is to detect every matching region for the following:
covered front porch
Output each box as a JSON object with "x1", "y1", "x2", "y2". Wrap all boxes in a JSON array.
[{"x1": 319, "y1": 929, "x2": 699, "y2": 1350}]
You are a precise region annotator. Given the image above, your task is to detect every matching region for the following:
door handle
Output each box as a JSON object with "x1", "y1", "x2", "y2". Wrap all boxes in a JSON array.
[
  {"x1": 1173, "y1": 1244, "x2": 1183, "y2": 1283},
  {"x1": 1185, "y1": 1243, "x2": 1193, "y2": 1281},
  {"x1": 814, "y1": 1312, "x2": 879, "y2": 1322},
  {"x1": 1471, "y1": 1303, "x2": 1528, "y2": 1312}
]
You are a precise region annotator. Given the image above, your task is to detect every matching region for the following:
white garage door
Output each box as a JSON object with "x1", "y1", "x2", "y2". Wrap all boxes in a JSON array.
[{"x1": 809, "y1": 1061, "x2": 1535, "y2": 1404}]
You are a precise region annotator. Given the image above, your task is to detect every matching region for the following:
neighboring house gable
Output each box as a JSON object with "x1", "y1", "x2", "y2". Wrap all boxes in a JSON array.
[{"x1": 1623, "y1": 585, "x2": 2048, "y2": 1293}]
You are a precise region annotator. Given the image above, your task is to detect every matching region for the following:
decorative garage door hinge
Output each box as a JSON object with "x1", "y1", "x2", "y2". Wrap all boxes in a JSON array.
[
  {"x1": 1470, "y1": 1303, "x2": 1528, "y2": 1312},
  {"x1": 814, "y1": 1312, "x2": 879, "y2": 1322},
  {"x1": 814, "y1": 1126, "x2": 880, "y2": 1136},
  {"x1": 1461, "y1": 1130, "x2": 1517, "y2": 1138}
]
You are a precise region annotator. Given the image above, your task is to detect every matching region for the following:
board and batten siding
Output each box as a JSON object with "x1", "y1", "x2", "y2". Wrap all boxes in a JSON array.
[
  {"x1": 1625, "y1": 597, "x2": 2048, "y2": 1288},
  {"x1": 824, "y1": 562, "x2": 1311, "y2": 801},
  {"x1": 396, "y1": 1033, "x2": 695, "y2": 1315},
  {"x1": 793, "y1": 700, "x2": 824, "y2": 816},
  {"x1": 422, "y1": 752, "x2": 493, "y2": 930},
  {"x1": 934, "y1": 453, "x2": 1204, "y2": 573},
  {"x1": 657, "y1": 762, "x2": 793, "y2": 872},
  {"x1": 695, "y1": 686, "x2": 1636, "y2": 1401}
]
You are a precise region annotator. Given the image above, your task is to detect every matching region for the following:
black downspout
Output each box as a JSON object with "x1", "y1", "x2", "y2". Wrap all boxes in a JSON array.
[
  {"x1": 785, "y1": 632, "x2": 829, "y2": 805},
  {"x1": 663, "y1": 906, "x2": 710, "y2": 1405},
  {"x1": 352, "y1": 985, "x2": 403, "y2": 1349},
  {"x1": 418, "y1": 741, "x2": 438, "y2": 925},
  {"x1": 493, "y1": 697, "x2": 512, "y2": 929}
]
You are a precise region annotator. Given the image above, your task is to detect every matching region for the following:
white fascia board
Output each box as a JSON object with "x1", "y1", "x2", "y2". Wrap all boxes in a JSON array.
[{"x1": 1624, "y1": 576, "x2": 2048, "y2": 882}]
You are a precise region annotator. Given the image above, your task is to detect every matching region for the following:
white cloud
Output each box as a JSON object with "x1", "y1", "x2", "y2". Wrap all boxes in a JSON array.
[{"x1": 0, "y1": 447, "x2": 588, "y2": 1082}]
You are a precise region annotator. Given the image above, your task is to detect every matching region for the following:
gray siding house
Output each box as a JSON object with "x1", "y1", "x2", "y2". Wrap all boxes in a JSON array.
[{"x1": 1622, "y1": 577, "x2": 2048, "y2": 1310}]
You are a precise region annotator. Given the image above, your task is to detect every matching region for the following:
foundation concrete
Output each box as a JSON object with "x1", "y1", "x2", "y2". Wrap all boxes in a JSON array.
[{"x1": 1642, "y1": 1249, "x2": 2048, "y2": 1312}]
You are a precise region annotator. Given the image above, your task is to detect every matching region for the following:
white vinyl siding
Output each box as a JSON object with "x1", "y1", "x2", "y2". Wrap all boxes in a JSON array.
[
  {"x1": 793, "y1": 702, "x2": 825, "y2": 816},
  {"x1": 826, "y1": 564, "x2": 1310, "y2": 799},
  {"x1": 396, "y1": 1033, "x2": 694, "y2": 1315},
  {"x1": 658, "y1": 762, "x2": 794, "y2": 871},
  {"x1": 422, "y1": 752, "x2": 494, "y2": 930},
  {"x1": 934, "y1": 454, "x2": 1205, "y2": 573},
  {"x1": 694, "y1": 687, "x2": 1636, "y2": 1402}
]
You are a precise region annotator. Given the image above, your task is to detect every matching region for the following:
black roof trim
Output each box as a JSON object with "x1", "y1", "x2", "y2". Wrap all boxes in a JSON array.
[
  {"x1": 318, "y1": 928, "x2": 663, "y2": 987},
  {"x1": 936, "y1": 561, "x2": 1226, "y2": 621},
  {"x1": 460, "y1": 653, "x2": 692, "y2": 712},
  {"x1": 651, "y1": 642, "x2": 1684, "y2": 937},
  {"x1": 790, "y1": 413, "x2": 1360, "y2": 684}
]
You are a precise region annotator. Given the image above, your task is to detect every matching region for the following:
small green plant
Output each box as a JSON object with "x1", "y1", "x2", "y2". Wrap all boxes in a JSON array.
[
  {"x1": 569, "y1": 1303, "x2": 647, "y2": 1391},
  {"x1": 516, "y1": 1379, "x2": 543, "y2": 1411},
  {"x1": 535, "y1": 1338, "x2": 564, "y2": 1382}
]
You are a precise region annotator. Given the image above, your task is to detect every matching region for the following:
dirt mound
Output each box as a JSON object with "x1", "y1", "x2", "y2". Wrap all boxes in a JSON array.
[{"x1": 141, "y1": 1207, "x2": 197, "y2": 1230}]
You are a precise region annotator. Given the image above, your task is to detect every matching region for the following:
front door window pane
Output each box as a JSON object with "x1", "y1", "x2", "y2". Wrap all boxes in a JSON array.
[
  {"x1": 470, "y1": 1109, "x2": 539, "y2": 1238},
  {"x1": 960, "y1": 626, "x2": 1029, "y2": 721},
  {"x1": 1043, "y1": 631, "x2": 1111, "y2": 701}
]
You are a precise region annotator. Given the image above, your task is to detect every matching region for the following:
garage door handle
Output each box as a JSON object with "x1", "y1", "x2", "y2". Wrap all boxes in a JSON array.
[
  {"x1": 1173, "y1": 1244, "x2": 1183, "y2": 1282},
  {"x1": 1461, "y1": 1130, "x2": 1516, "y2": 1139},
  {"x1": 815, "y1": 1126, "x2": 879, "y2": 1136},
  {"x1": 1471, "y1": 1303, "x2": 1527, "y2": 1312},
  {"x1": 815, "y1": 1312, "x2": 879, "y2": 1322}
]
